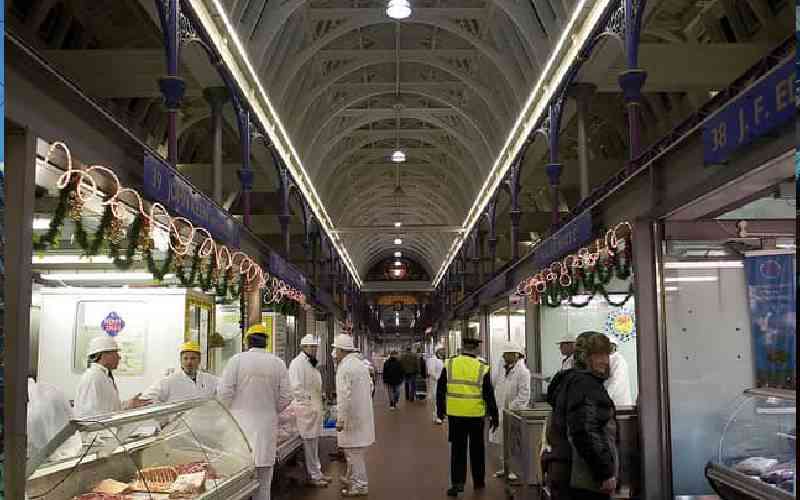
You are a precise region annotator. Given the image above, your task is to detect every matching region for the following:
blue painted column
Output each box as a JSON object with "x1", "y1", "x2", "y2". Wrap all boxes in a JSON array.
[
  {"x1": 545, "y1": 98, "x2": 566, "y2": 229},
  {"x1": 157, "y1": 0, "x2": 185, "y2": 165},
  {"x1": 620, "y1": 0, "x2": 648, "y2": 160},
  {"x1": 235, "y1": 108, "x2": 254, "y2": 228}
]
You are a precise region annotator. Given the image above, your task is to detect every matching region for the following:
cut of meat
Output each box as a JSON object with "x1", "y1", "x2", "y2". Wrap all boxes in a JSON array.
[
  {"x1": 92, "y1": 479, "x2": 131, "y2": 495},
  {"x1": 168, "y1": 472, "x2": 207, "y2": 498},
  {"x1": 136, "y1": 466, "x2": 179, "y2": 484},
  {"x1": 71, "y1": 494, "x2": 127, "y2": 500},
  {"x1": 174, "y1": 461, "x2": 219, "y2": 479},
  {"x1": 128, "y1": 480, "x2": 175, "y2": 494}
]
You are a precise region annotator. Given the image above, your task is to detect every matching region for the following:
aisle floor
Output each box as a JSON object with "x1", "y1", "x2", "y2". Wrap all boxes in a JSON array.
[{"x1": 285, "y1": 384, "x2": 508, "y2": 499}]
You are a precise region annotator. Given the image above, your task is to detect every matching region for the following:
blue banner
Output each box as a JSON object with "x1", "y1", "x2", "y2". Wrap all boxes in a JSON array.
[
  {"x1": 531, "y1": 212, "x2": 593, "y2": 270},
  {"x1": 744, "y1": 253, "x2": 796, "y2": 389},
  {"x1": 703, "y1": 58, "x2": 795, "y2": 164},
  {"x1": 143, "y1": 154, "x2": 240, "y2": 246},
  {"x1": 268, "y1": 251, "x2": 309, "y2": 295}
]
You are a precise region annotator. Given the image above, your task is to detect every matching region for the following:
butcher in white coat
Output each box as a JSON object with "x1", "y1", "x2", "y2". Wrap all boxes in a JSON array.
[
  {"x1": 604, "y1": 335, "x2": 633, "y2": 407},
  {"x1": 141, "y1": 341, "x2": 218, "y2": 403},
  {"x1": 75, "y1": 336, "x2": 151, "y2": 418},
  {"x1": 218, "y1": 325, "x2": 292, "y2": 500},
  {"x1": 333, "y1": 334, "x2": 375, "y2": 497},
  {"x1": 426, "y1": 344, "x2": 446, "y2": 424},
  {"x1": 288, "y1": 334, "x2": 332, "y2": 487},
  {"x1": 489, "y1": 342, "x2": 531, "y2": 481}
]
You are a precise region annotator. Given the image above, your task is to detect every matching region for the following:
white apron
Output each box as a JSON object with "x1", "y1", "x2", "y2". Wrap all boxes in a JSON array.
[{"x1": 288, "y1": 352, "x2": 324, "y2": 438}]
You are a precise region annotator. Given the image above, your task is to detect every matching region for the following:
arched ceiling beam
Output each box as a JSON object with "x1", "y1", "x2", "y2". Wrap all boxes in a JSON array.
[
  {"x1": 289, "y1": 52, "x2": 511, "y2": 131},
  {"x1": 309, "y1": 111, "x2": 493, "y2": 175},
  {"x1": 314, "y1": 131, "x2": 481, "y2": 189},
  {"x1": 303, "y1": 89, "x2": 498, "y2": 157},
  {"x1": 324, "y1": 160, "x2": 475, "y2": 212},
  {"x1": 364, "y1": 247, "x2": 436, "y2": 278},
  {"x1": 331, "y1": 181, "x2": 467, "y2": 224},
  {"x1": 268, "y1": 15, "x2": 522, "y2": 107}
]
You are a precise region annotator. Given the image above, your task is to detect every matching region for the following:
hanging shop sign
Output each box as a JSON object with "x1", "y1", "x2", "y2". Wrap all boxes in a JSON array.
[
  {"x1": 704, "y1": 58, "x2": 795, "y2": 165},
  {"x1": 531, "y1": 212, "x2": 593, "y2": 271},
  {"x1": 143, "y1": 154, "x2": 240, "y2": 246},
  {"x1": 743, "y1": 252, "x2": 796, "y2": 390},
  {"x1": 100, "y1": 312, "x2": 126, "y2": 337},
  {"x1": 516, "y1": 221, "x2": 633, "y2": 308}
]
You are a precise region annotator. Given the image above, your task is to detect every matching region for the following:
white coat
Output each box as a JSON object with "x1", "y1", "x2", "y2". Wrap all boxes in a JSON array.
[
  {"x1": 604, "y1": 352, "x2": 633, "y2": 407},
  {"x1": 28, "y1": 378, "x2": 82, "y2": 458},
  {"x1": 489, "y1": 359, "x2": 531, "y2": 444},
  {"x1": 141, "y1": 370, "x2": 218, "y2": 403},
  {"x1": 335, "y1": 352, "x2": 375, "y2": 448},
  {"x1": 75, "y1": 363, "x2": 129, "y2": 417},
  {"x1": 218, "y1": 348, "x2": 292, "y2": 467},
  {"x1": 426, "y1": 356, "x2": 444, "y2": 400},
  {"x1": 288, "y1": 352, "x2": 324, "y2": 438}
]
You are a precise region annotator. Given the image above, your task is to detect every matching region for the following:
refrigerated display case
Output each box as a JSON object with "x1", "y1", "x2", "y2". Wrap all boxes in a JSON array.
[
  {"x1": 705, "y1": 388, "x2": 796, "y2": 499},
  {"x1": 26, "y1": 398, "x2": 257, "y2": 499}
]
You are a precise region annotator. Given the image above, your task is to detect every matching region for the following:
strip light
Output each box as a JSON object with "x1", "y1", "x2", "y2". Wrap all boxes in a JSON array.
[
  {"x1": 663, "y1": 276, "x2": 719, "y2": 283},
  {"x1": 431, "y1": 0, "x2": 613, "y2": 287},
  {"x1": 664, "y1": 261, "x2": 743, "y2": 269},
  {"x1": 40, "y1": 272, "x2": 175, "y2": 281},
  {"x1": 188, "y1": 0, "x2": 363, "y2": 288},
  {"x1": 33, "y1": 255, "x2": 115, "y2": 264}
]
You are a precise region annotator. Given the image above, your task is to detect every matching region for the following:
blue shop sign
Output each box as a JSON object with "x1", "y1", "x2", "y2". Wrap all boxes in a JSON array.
[
  {"x1": 268, "y1": 251, "x2": 309, "y2": 295},
  {"x1": 143, "y1": 154, "x2": 240, "y2": 246},
  {"x1": 531, "y1": 212, "x2": 593, "y2": 271},
  {"x1": 703, "y1": 58, "x2": 795, "y2": 165}
]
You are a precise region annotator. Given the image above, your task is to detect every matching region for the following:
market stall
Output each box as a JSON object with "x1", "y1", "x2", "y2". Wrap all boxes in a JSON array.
[{"x1": 26, "y1": 398, "x2": 258, "y2": 500}]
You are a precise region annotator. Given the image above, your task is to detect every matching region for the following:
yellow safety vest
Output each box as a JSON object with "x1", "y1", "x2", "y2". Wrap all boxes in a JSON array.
[{"x1": 445, "y1": 355, "x2": 488, "y2": 417}]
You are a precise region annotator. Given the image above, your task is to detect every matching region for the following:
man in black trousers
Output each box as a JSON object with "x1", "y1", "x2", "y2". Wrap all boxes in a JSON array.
[{"x1": 437, "y1": 337, "x2": 499, "y2": 497}]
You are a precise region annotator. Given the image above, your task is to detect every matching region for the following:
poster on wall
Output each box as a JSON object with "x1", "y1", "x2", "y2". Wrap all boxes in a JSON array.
[
  {"x1": 605, "y1": 304, "x2": 636, "y2": 344},
  {"x1": 73, "y1": 302, "x2": 147, "y2": 376},
  {"x1": 744, "y1": 253, "x2": 796, "y2": 389}
]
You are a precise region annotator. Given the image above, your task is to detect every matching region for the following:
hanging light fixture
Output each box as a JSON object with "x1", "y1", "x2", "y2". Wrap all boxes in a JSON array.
[
  {"x1": 386, "y1": 0, "x2": 411, "y2": 20},
  {"x1": 394, "y1": 238, "x2": 403, "y2": 245},
  {"x1": 391, "y1": 149, "x2": 406, "y2": 163}
]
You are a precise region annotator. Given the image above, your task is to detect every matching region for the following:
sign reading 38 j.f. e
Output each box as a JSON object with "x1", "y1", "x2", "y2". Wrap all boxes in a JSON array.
[
  {"x1": 703, "y1": 58, "x2": 795, "y2": 165},
  {"x1": 143, "y1": 154, "x2": 240, "y2": 246}
]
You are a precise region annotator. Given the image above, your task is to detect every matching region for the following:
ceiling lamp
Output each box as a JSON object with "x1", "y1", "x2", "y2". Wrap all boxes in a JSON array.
[
  {"x1": 394, "y1": 221, "x2": 402, "y2": 228},
  {"x1": 394, "y1": 238, "x2": 403, "y2": 245},
  {"x1": 394, "y1": 260, "x2": 403, "y2": 266},
  {"x1": 391, "y1": 149, "x2": 406, "y2": 163},
  {"x1": 386, "y1": 0, "x2": 411, "y2": 20},
  {"x1": 394, "y1": 251, "x2": 402, "y2": 258}
]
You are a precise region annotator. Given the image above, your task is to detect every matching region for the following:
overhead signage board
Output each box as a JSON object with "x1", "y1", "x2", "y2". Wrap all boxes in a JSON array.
[
  {"x1": 531, "y1": 212, "x2": 593, "y2": 271},
  {"x1": 703, "y1": 59, "x2": 795, "y2": 165},
  {"x1": 268, "y1": 251, "x2": 309, "y2": 295},
  {"x1": 143, "y1": 154, "x2": 240, "y2": 246}
]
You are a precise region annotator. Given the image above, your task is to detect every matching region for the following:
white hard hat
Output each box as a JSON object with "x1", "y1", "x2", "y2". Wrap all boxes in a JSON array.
[
  {"x1": 331, "y1": 334, "x2": 358, "y2": 351},
  {"x1": 605, "y1": 334, "x2": 619, "y2": 346},
  {"x1": 300, "y1": 334, "x2": 320, "y2": 346},
  {"x1": 556, "y1": 333, "x2": 577, "y2": 345},
  {"x1": 88, "y1": 336, "x2": 120, "y2": 356},
  {"x1": 501, "y1": 342, "x2": 525, "y2": 355}
]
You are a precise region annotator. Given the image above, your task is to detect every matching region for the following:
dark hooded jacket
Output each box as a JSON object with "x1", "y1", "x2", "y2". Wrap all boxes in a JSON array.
[
  {"x1": 545, "y1": 368, "x2": 617, "y2": 482},
  {"x1": 382, "y1": 356, "x2": 405, "y2": 386}
]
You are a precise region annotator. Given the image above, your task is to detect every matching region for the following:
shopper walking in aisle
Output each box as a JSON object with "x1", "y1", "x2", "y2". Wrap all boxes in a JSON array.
[
  {"x1": 542, "y1": 331, "x2": 618, "y2": 500},
  {"x1": 75, "y1": 336, "x2": 151, "y2": 417},
  {"x1": 288, "y1": 335, "x2": 332, "y2": 488},
  {"x1": 490, "y1": 342, "x2": 531, "y2": 480},
  {"x1": 141, "y1": 342, "x2": 218, "y2": 403},
  {"x1": 219, "y1": 325, "x2": 292, "y2": 500},
  {"x1": 400, "y1": 346, "x2": 419, "y2": 401},
  {"x1": 382, "y1": 351, "x2": 404, "y2": 409},
  {"x1": 426, "y1": 345, "x2": 446, "y2": 423},
  {"x1": 332, "y1": 334, "x2": 375, "y2": 497},
  {"x1": 436, "y1": 337, "x2": 499, "y2": 497},
  {"x1": 604, "y1": 335, "x2": 633, "y2": 407}
]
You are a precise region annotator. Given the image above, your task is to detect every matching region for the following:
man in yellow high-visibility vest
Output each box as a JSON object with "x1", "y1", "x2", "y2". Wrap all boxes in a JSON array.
[{"x1": 436, "y1": 337, "x2": 499, "y2": 497}]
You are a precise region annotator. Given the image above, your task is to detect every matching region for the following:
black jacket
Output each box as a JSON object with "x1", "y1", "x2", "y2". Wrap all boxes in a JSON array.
[
  {"x1": 435, "y1": 354, "x2": 499, "y2": 423},
  {"x1": 546, "y1": 369, "x2": 617, "y2": 482},
  {"x1": 382, "y1": 357, "x2": 405, "y2": 386}
]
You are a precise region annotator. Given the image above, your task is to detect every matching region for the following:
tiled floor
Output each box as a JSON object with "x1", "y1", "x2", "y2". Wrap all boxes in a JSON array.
[{"x1": 282, "y1": 384, "x2": 509, "y2": 499}]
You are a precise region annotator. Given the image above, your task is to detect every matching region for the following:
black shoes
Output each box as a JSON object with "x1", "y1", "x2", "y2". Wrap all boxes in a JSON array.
[
  {"x1": 446, "y1": 486, "x2": 464, "y2": 497},
  {"x1": 474, "y1": 481, "x2": 486, "y2": 490}
]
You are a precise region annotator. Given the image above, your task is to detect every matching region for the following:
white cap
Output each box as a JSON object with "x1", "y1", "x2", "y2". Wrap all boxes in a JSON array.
[
  {"x1": 556, "y1": 333, "x2": 577, "y2": 345},
  {"x1": 500, "y1": 342, "x2": 524, "y2": 355},
  {"x1": 605, "y1": 334, "x2": 619, "y2": 345},
  {"x1": 332, "y1": 334, "x2": 358, "y2": 351},
  {"x1": 435, "y1": 344, "x2": 446, "y2": 351},
  {"x1": 300, "y1": 334, "x2": 320, "y2": 346},
  {"x1": 88, "y1": 336, "x2": 120, "y2": 356}
]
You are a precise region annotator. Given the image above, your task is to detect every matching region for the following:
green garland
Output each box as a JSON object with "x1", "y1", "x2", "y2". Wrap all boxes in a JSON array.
[
  {"x1": 144, "y1": 246, "x2": 174, "y2": 280},
  {"x1": 539, "y1": 239, "x2": 634, "y2": 308},
  {"x1": 33, "y1": 176, "x2": 76, "y2": 251},
  {"x1": 108, "y1": 214, "x2": 145, "y2": 270}
]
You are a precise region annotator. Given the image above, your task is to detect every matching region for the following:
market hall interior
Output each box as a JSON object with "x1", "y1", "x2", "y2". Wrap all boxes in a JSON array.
[{"x1": 3, "y1": 0, "x2": 796, "y2": 499}]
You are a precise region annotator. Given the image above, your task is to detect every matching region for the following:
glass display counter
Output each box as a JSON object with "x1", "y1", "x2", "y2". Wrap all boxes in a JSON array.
[
  {"x1": 26, "y1": 398, "x2": 257, "y2": 500},
  {"x1": 706, "y1": 388, "x2": 796, "y2": 499}
]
